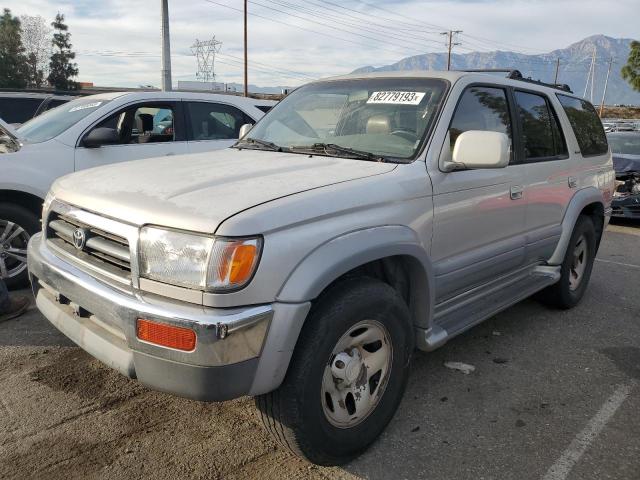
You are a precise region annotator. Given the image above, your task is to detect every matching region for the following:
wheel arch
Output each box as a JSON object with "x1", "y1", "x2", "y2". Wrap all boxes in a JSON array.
[
  {"x1": 277, "y1": 226, "x2": 435, "y2": 330},
  {"x1": 548, "y1": 187, "x2": 605, "y2": 265},
  {"x1": 0, "y1": 189, "x2": 44, "y2": 218}
]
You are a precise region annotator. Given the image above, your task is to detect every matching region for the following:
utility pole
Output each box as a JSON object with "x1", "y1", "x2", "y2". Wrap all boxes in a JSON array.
[
  {"x1": 243, "y1": 0, "x2": 248, "y2": 97},
  {"x1": 441, "y1": 30, "x2": 462, "y2": 71},
  {"x1": 590, "y1": 52, "x2": 596, "y2": 103},
  {"x1": 161, "y1": 0, "x2": 172, "y2": 91},
  {"x1": 554, "y1": 57, "x2": 560, "y2": 84},
  {"x1": 583, "y1": 49, "x2": 595, "y2": 100},
  {"x1": 599, "y1": 57, "x2": 613, "y2": 117}
]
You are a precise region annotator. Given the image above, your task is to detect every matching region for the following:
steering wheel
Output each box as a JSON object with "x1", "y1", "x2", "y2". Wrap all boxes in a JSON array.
[{"x1": 390, "y1": 129, "x2": 418, "y2": 143}]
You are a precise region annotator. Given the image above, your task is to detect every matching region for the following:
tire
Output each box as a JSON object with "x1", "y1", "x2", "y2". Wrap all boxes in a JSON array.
[
  {"x1": 0, "y1": 203, "x2": 40, "y2": 289},
  {"x1": 537, "y1": 215, "x2": 596, "y2": 309},
  {"x1": 255, "y1": 277, "x2": 413, "y2": 466}
]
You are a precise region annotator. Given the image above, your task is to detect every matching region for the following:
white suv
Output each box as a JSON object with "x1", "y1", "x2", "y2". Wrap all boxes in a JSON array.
[{"x1": 0, "y1": 91, "x2": 275, "y2": 287}]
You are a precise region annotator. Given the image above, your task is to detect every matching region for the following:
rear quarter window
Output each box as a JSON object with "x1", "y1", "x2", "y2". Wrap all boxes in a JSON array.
[{"x1": 556, "y1": 94, "x2": 608, "y2": 156}]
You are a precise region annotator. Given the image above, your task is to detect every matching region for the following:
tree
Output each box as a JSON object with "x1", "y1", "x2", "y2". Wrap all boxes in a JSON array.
[
  {"x1": 621, "y1": 40, "x2": 640, "y2": 92},
  {"x1": 20, "y1": 15, "x2": 52, "y2": 87},
  {"x1": 47, "y1": 13, "x2": 78, "y2": 90},
  {"x1": 0, "y1": 9, "x2": 28, "y2": 88}
]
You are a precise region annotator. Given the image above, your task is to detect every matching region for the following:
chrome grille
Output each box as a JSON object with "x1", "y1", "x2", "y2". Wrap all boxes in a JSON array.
[{"x1": 46, "y1": 211, "x2": 132, "y2": 283}]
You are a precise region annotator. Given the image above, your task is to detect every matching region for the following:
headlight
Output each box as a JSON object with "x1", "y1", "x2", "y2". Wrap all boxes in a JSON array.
[{"x1": 138, "y1": 226, "x2": 262, "y2": 292}]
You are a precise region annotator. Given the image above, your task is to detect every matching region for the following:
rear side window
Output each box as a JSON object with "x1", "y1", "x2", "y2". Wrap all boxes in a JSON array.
[
  {"x1": 449, "y1": 86, "x2": 512, "y2": 150},
  {"x1": 0, "y1": 97, "x2": 43, "y2": 124},
  {"x1": 186, "y1": 102, "x2": 253, "y2": 141},
  {"x1": 556, "y1": 95, "x2": 608, "y2": 156},
  {"x1": 255, "y1": 105, "x2": 272, "y2": 113},
  {"x1": 514, "y1": 91, "x2": 567, "y2": 160}
]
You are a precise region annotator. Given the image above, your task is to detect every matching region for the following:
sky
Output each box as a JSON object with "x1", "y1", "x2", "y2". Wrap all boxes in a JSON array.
[{"x1": 7, "y1": 0, "x2": 640, "y2": 88}]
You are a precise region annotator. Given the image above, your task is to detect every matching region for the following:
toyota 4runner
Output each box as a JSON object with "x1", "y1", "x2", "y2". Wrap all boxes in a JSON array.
[{"x1": 27, "y1": 70, "x2": 615, "y2": 465}]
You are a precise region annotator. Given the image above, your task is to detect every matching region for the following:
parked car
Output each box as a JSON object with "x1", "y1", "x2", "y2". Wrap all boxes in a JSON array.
[
  {"x1": 27, "y1": 71, "x2": 614, "y2": 465},
  {"x1": 0, "y1": 92, "x2": 76, "y2": 126},
  {"x1": 607, "y1": 131, "x2": 640, "y2": 218},
  {"x1": 0, "y1": 91, "x2": 275, "y2": 287}
]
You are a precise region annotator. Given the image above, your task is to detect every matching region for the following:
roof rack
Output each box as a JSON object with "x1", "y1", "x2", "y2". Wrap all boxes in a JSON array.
[{"x1": 460, "y1": 69, "x2": 573, "y2": 93}]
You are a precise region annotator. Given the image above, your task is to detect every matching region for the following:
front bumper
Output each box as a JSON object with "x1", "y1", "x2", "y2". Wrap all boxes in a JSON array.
[
  {"x1": 611, "y1": 194, "x2": 640, "y2": 219},
  {"x1": 28, "y1": 233, "x2": 310, "y2": 401}
]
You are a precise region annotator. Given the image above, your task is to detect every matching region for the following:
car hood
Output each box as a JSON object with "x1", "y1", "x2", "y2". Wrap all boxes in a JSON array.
[
  {"x1": 612, "y1": 154, "x2": 640, "y2": 174},
  {"x1": 51, "y1": 149, "x2": 397, "y2": 233}
]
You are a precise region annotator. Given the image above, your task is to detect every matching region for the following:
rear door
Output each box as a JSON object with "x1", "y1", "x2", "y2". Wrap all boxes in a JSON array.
[
  {"x1": 74, "y1": 101, "x2": 188, "y2": 171},
  {"x1": 185, "y1": 101, "x2": 256, "y2": 154},
  {"x1": 513, "y1": 89, "x2": 575, "y2": 264},
  {"x1": 430, "y1": 84, "x2": 527, "y2": 302}
]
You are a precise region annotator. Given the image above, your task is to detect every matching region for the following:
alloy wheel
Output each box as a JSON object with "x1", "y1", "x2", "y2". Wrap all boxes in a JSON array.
[{"x1": 0, "y1": 220, "x2": 30, "y2": 281}]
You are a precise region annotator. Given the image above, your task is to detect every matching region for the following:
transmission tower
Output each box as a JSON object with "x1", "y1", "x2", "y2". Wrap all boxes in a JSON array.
[{"x1": 191, "y1": 36, "x2": 223, "y2": 83}]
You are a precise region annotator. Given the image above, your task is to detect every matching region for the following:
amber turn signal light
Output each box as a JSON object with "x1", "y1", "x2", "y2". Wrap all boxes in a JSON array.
[{"x1": 136, "y1": 318, "x2": 196, "y2": 352}]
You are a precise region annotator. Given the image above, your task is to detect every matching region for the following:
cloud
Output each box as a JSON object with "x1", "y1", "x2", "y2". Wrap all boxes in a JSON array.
[{"x1": 8, "y1": 0, "x2": 638, "y2": 88}]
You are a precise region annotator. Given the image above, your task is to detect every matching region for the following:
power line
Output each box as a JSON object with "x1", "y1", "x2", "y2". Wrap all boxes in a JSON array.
[
  {"x1": 340, "y1": 0, "x2": 450, "y2": 32},
  {"x1": 203, "y1": 0, "x2": 433, "y2": 57},
  {"x1": 264, "y1": 0, "x2": 446, "y2": 49},
  {"x1": 244, "y1": 0, "x2": 432, "y2": 55}
]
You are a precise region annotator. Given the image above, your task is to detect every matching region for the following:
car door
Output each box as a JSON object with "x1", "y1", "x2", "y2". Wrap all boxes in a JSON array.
[
  {"x1": 512, "y1": 89, "x2": 576, "y2": 264},
  {"x1": 185, "y1": 101, "x2": 255, "y2": 154},
  {"x1": 430, "y1": 84, "x2": 527, "y2": 302},
  {"x1": 74, "y1": 101, "x2": 188, "y2": 171}
]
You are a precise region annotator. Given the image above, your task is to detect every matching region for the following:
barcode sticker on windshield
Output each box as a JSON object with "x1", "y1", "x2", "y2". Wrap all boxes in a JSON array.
[
  {"x1": 367, "y1": 91, "x2": 426, "y2": 105},
  {"x1": 69, "y1": 102, "x2": 102, "y2": 112}
]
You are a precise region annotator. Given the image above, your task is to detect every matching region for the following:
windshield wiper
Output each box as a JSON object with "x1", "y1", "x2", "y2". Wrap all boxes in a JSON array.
[
  {"x1": 289, "y1": 143, "x2": 388, "y2": 162},
  {"x1": 234, "y1": 137, "x2": 285, "y2": 152}
]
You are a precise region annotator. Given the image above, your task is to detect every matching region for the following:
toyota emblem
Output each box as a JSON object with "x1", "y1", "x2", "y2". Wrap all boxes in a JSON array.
[{"x1": 73, "y1": 228, "x2": 87, "y2": 250}]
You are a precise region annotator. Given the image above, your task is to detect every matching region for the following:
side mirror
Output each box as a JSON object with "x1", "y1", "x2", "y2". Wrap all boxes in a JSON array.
[
  {"x1": 450, "y1": 131, "x2": 510, "y2": 170},
  {"x1": 82, "y1": 127, "x2": 120, "y2": 148},
  {"x1": 238, "y1": 123, "x2": 253, "y2": 139}
]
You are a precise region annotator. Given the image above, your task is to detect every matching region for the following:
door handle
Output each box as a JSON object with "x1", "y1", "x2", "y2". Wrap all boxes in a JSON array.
[
  {"x1": 568, "y1": 176, "x2": 578, "y2": 188},
  {"x1": 165, "y1": 152, "x2": 175, "y2": 156},
  {"x1": 510, "y1": 185, "x2": 523, "y2": 200}
]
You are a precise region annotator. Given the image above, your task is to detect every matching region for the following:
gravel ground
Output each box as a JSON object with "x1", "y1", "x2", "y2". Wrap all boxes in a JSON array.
[{"x1": 1, "y1": 220, "x2": 638, "y2": 480}]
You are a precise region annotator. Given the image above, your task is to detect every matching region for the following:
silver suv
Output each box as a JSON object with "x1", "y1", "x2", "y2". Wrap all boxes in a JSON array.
[{"x1": 27, "y1": 71, "x2": 615, "y2": 465}]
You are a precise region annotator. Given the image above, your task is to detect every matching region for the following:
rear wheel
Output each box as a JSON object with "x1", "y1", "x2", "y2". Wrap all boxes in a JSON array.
[
  {"x1": 537, "y1": 215, "x2": 596, "y2": 309},
  {"x1": 0, "y1": 203, "x2": 40, "y2": 289},
  {"x1": 255, "y1": 277, "x2": 413, "y2": 465}
]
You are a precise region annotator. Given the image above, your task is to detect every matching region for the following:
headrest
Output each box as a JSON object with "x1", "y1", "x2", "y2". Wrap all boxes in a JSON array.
[
  {"x1": 366, "y1": 115, "x2": 390, "y2": 134},
  {"x1": 138, "y1": 113, "x2": 154, "y2": 133}
]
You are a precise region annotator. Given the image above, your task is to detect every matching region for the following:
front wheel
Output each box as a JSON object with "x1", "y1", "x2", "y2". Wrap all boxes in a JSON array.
[
  {"x1": 255, "y1": 277, "x2": 413, "y2": 465},
  {"x1": 0, "y1": 203, "x2": 39, "y2": 289}
]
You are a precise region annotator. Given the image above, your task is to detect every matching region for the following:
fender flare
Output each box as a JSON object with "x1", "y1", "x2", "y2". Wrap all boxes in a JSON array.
[
  {"x1": 548, "y1": 186, "x2": 604, "y2": 265},
  {"x1": 276, "y1": 225, "x2": 435, "y2": 329}
]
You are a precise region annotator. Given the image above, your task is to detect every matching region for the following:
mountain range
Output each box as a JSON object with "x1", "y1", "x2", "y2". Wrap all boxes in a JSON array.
[{"x1": 352, "y1": 35, "x2": 640, "y2": 106}]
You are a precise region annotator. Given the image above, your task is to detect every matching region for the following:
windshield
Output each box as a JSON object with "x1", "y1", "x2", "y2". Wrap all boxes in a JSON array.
[
  {"x1": 608, "y1": 134, "x2": 640, "y2": 155},
  {"x1": 17, "y1": 97, "x2": 111, "y2": 143},
  {"x1": 240, "y1": 78, "x2": 448, "y2": 161}
]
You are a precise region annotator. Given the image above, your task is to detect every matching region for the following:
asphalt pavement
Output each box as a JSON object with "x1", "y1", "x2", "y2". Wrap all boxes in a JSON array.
[{"x1": 0, "y1": 220, "x2": 638, "y2": 480}]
